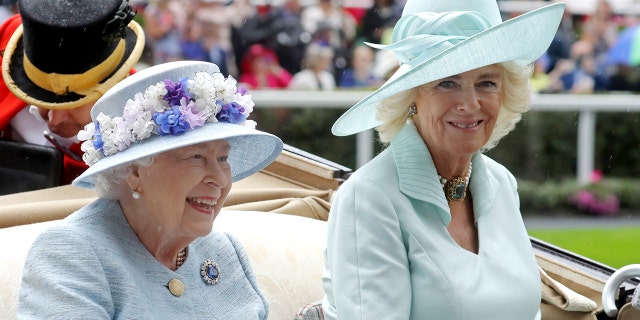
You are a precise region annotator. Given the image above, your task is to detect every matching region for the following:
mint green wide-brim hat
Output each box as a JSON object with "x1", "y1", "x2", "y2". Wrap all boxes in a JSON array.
[
  {"x1": 331, "y1": 0, "x2": 565, "y2": 136},
  {"x1": 73, "y1": 60, "x2": 283, "y2": 189}
]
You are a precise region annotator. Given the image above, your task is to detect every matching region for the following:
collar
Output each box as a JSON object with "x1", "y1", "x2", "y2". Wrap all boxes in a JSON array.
[{"x1": 391, "y1": 123, "x2": 498, "y2": 223}]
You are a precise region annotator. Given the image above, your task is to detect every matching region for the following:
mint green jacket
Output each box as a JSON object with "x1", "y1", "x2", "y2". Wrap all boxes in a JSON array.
[{"x1": 322, "y1": 123, "x2": 541, "y2": 320}]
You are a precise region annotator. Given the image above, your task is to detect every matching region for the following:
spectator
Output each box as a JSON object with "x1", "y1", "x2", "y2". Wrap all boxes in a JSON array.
[
  {"x1": 289, "y1": 43, "x2": 336, "y2": 90},
  {"x1": 300, "y1": 0, "x2": 356, "y2": 49},
  {"x1": 301, "y1": 0, "x2": 357, "y2": 84},
  {"x1": 357, "y1": 0, "x2": 402, "y2": 44},
  {"x1": 580, "y1": 0, "x2": 621, "y2": 68},
  {"x1": 194, "y1": 0, "x2": 250, "y2": 77},
  {"x1": 339, "y1": 44, "x2": 383, "y2": 88},
  {"x1": 238, "y1": 43, "x2": 292, "y2": 89},
  {"x1": 143, "y1": 0, "x2": 183, "y2": 64},
  {"x1": 547, "y1": 40, "x2": 609, "y2": 93},
  {"x1": 0, "y1": 0, "x2": 16, "y2": 23},
  {"x1": 180, "y1": 19, "x2": 209, "y2": 62},
  {"x1": 546, "y1": 7, "x2": 576, "y2": 73},
  {"x1": 0, "y1": 0, "x2": 144, "y2": 187},
  {"x1": 265, "y1": 0, "x2": 309, "y2": 75},
  {"x1": 530, "y1": 54, "x2": 552, "y2": 93},
  {"x1": 231, "y1": 0, "x2": 308, "y2": 77}
]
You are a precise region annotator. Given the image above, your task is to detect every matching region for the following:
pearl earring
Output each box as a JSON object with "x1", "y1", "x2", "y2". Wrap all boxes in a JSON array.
[{"x1": 132, "y1": 190, "x2": 140, "y2": 200}]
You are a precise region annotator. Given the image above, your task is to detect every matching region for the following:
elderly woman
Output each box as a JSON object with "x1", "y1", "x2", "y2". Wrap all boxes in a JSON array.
[
  {"x1": 321, "y1": 0, "x2": 565, "y2": 319},
  {"x1": 16, "y1": 61, "x2": 283, "y2": 319}
]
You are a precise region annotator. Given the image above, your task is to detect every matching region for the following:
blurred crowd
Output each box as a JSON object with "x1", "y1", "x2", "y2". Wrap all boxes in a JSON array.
[
  {"x1": 132, "y1": 0, "x2": 401, "y2": 91},
  {"x1": 531, "y1": 0, "x2": 640, "y2": 93},
  {"x1": 3, "y1": 0, "x2": 640, "y2": 94}
]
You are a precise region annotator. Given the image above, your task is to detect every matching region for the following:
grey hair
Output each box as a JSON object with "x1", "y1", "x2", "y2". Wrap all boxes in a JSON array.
[
  {"x1": 93, "y1": 156, "x2": 155, "y2": 199},
  {"x1": 375, "y1": 61, "x2": 533, "y2": 151},
  {"x1": 302, "y1": 43, "x2": 334, "y2": 69}
]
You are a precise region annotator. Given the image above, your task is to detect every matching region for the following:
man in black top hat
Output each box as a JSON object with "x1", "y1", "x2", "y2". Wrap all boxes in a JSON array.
[{"x1": 0, "y1": 0, "x2": 145, "y2": 193}]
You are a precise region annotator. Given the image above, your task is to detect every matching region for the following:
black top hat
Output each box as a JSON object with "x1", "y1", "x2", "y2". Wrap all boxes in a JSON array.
[{"x1": 1, "y1": 0, "x2": 145, "y2": 110}]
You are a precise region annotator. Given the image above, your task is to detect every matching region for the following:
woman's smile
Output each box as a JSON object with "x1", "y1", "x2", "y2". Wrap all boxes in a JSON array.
[
  {"x1": 448, "y1": 120, "x2": 483, "y2": 130},
  {"x1": 186, "y1": 197, "x2": 218, "y2": 215}
]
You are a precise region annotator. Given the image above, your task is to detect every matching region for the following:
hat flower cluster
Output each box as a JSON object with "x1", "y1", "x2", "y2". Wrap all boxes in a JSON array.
[{"x1": 78, "y1": 71, "x2": 255, "y2": 166}]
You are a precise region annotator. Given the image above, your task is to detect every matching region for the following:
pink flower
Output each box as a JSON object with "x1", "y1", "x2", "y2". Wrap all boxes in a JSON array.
[{"x1": 591, "y1": 170, "x2": 603, "y2": 183}]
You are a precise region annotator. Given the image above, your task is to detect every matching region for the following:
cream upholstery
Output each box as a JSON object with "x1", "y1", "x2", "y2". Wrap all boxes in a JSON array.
[{"x1": 0, "y1": 210, "x2": 327, "y2": 320}]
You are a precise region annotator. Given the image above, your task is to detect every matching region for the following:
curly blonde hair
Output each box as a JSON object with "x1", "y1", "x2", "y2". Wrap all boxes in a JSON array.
[{"x1": 376, "y1": 61, "x2": 533, "y2": 152}]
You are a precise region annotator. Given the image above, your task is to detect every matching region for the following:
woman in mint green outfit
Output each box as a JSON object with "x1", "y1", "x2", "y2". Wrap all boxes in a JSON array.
[{"x1": 322, "y1": 0, "x2": 565, "y2": 319}]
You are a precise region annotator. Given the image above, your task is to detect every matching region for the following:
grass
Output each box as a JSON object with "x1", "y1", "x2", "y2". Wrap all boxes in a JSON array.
[{"x1": 528, "y1": 227, "x2": 640, "y2": 269}]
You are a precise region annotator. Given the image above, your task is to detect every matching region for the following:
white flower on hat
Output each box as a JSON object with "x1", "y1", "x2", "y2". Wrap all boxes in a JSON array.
[{"x1": 78, "y1": 72, "x2": 254, "y2": 166}]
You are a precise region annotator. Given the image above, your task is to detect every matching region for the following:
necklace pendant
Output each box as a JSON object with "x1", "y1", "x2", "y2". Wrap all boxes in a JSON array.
[
  {"x1": 438, "y1": 162, "x2": 472, "y2": 202},
  {"x1": 451, "y1": 181, "x2": 466, "y2": 200},
  {"x1": 444, "y1": 176, "x2": 468, "y2": 202}
]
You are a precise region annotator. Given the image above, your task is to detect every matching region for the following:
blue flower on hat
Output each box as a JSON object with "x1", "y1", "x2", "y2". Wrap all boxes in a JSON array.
[
  {"x1": 154, "y1": 106, "x2": 190, "y2": 135},
  {"x1": 217, "y1": 101, "x2": 246, "y2": 124},
  {"x1": 92, "y1": 122, "x2": 104, "y2": 151}
]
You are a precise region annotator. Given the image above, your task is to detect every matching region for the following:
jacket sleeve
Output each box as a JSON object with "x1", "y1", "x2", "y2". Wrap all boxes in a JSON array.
[
  {"x1": 322, "y1": 177, "x2": 412, "y2": 320},
  {"x1": 16, "y1": 226, "x2": 113, "y2": 319}
]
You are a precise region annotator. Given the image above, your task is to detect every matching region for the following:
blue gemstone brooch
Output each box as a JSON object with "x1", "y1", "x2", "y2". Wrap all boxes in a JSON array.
[{"x1": 201, "y1": 260, "x2": 221, "y2": 285}]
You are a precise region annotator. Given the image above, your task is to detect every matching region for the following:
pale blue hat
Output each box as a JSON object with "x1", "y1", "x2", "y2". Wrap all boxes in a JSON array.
[
  {"x1": 331, "y1": 0, "x2": 565, "y2": 136},
  {"x1": 73, "y1": 60, "x2": 283, "y2": 189}
]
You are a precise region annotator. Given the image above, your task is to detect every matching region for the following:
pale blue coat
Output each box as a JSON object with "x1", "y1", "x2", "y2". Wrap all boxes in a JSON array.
[
  {"x1": 322, "y1": 123, "x2": 541, "y2": 320},
  {"x1": 17, "y1": 199, "x2": 268, "y2": 319}
]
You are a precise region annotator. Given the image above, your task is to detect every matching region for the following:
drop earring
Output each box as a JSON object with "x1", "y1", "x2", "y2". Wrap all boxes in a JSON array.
[
  {"x1": 407, "y1": 104, "x2": 417, "y2": 124},
  {"x1": 408, "y1": 104, "x2": 417, "y2": 116},
  {"x1": 132, "y1": 190, "x2": 140, "y2": 199}
]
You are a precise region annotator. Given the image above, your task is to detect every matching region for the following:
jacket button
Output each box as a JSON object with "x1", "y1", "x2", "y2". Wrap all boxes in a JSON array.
[{"x1": 168, "y1": 279, "x2": 184, "y2": 297}]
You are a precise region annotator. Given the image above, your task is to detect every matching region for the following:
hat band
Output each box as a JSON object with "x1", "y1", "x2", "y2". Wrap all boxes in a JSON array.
[
  {"x1": 367, "y1": 11, "x2": 492, "y2": 66},
  {"x1": 23, "y1": 39, "x2": 126, "y2": 96}
]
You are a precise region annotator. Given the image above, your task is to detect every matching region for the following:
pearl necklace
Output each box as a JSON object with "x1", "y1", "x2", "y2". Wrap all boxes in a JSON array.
[
  {"x1": 176, "y1": 247, "x2": 187, "y2": 269},
  {"x1": 438, "y1": 162, "x2": 472, "y2": 202}
]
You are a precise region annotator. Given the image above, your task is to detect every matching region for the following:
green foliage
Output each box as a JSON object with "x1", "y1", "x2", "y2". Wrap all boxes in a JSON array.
[
  {"x1": 489, "y1": 111, "x2": 640, "y2": 181},
  {"x1": 487, "y1": 112, "x2": 579, "y2": 181},
  {"x1": 518, "y1": 179, "x2": 577, "y2": 212},
  {"x1": 518, "y1": 178, "x2": 640, "y2": 215},
  {"x1": 252, "y1": 107, "x2": 359, "y2": 169}
]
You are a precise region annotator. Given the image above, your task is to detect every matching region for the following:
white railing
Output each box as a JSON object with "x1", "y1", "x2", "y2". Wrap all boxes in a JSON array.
[{"x1": 251, "y1": 90, "x2": 640, "y2": 184}]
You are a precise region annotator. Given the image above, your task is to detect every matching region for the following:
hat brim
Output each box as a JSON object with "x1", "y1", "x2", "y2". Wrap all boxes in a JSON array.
[
  {"x1": 1, "y1": 21, "x2": 145, "y2": 110},
  {"x1": 72, "y1": 122, "x2": 283, "y2": 189},
  {"x1": 331, "y1": 3, "x2": 565, "y2": 136}
]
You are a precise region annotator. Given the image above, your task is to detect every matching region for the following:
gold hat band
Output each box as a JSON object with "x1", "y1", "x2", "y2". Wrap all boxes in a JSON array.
[{"x1": 23, "y1": 39, "x2": 126, "y2": 95}]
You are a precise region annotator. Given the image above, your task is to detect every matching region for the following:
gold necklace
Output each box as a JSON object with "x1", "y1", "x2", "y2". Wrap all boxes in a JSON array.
[
  {"x1": 438, "y1": 162, "x2": 472, "y2": 202},
  {"x1": 176, "y1": 247, "x2": 187, "y2": 269}
]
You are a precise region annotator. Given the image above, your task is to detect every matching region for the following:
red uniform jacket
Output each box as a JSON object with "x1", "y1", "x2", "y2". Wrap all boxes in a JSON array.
[{"x1": 0, "y1": 14, "x2": 135, "y2": 185}]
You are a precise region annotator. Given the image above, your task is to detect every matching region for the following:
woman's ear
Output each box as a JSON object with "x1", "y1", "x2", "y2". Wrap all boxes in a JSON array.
[{"x1": 126, "y1": 164, "x2": 141, "y2": 191}]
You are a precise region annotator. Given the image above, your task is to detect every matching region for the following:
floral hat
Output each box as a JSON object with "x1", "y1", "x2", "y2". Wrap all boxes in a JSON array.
[
  {"x1": 72, "y1": 61, "x2": 283, "y2": 189},
  {"x1": 331, "y1": 0, "x2": 565, "y2": 136}
]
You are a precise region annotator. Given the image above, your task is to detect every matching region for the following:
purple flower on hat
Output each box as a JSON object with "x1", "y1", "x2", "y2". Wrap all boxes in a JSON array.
[
  {"x1": 179, "y1": 98, "x2": 207, "y2": 128},
  {"x1": 154, "y1": 106, "x2": 190, "y2": 135},
  {"x1": 163, "y1": 78, "x2": 191, "y2": 106},
  {"x1": 217, "y1": 101, "x2": 246, "y2": 124}
]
